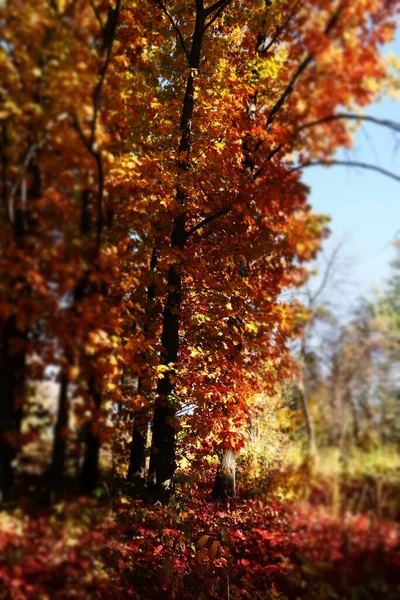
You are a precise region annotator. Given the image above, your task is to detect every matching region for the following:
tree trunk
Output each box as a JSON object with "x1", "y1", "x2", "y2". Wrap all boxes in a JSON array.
[
  {"x1": 212, "y1": 449, "x2": 236, "y2": 501},
  {"x1": 127, "y1": 408, "x2": 148, "y2": 483},
  {"x1": 298, "y1": 378, "x2": 317, "y2": 455},
  {"x1": 298, "y1": 336, "x2": 317, "y2": 456},
  {"x1": 48, "y1": 368, "x2": 69, "y2": 497},
  {"x1": 0, "y1": 158, "x2": 40, "y2": 501},
  {"x1": 148, "y1": 216, "x2": 185, "y2": 502},
  {"x1": 148, "y1": 4, "x2": 206, "y2": 503},
  {"x1": 80, "y1": 373, "x2": 102, "y2": 493},
  {"x1": 127, "y1": 248, "x2": 159, "y2": 485},
  {"x1": 0, "y1": 315, "x2": 26, "y2": 502}
]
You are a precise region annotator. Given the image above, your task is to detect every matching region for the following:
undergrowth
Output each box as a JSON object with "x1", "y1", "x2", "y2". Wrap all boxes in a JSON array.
[{"x1": 0, "y1": 468, "x2": 399, "y2": 600}]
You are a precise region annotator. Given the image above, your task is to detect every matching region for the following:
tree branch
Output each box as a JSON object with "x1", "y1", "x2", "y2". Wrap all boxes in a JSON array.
[
  {"x1": 71, "y1": 115, "x2": 106, "y2": 256},
  {"x1": 205, "y1": 0, "x2": 234, "y2": 30},
  {"x1": 205, "y1": 0, "x2": 229, "y2": 16},
  {"x1": 309, "y1": 242, "x2": 344, "y2": 307},
  {"x1": 6, "y1": 113, "x2": 69, "y2": 225},
  {"x1": 297, "y1": 113, "x2": 400, "y2": 135},
  {"x1": 71, "y1": 114, "x2": 91, "y2": 151},
  {"x1": 71, "y1": 2, "x2": 121, "y2": 256},
  {"x1": 185, "y1": 206, "x2": 231, "y2": 239},
  {"x1": 153, "y1": 0, "x2": 190, "y2": 60},
  {"x1": 91, "y1": 0, "x2": 121, "y2": 147},
  {"x1": 192, "y1": 133, "x2": 225, "y2": 163},
  {"x1": 256, "y1": 111, "x2": 400, "y2": 177},
  {"x1": 288, "y1": 160, "x2": 400, "y2": 182},
  {"x1": 259, "y1": 0, "x2": 300, "y2": 54},
  {"x1": 89, "y1": 0, "x2": 104, "y2": 28},
  {"x1": 266, "y1": 4, "x2": 343, "y2": 131},
  {"x1": 252, "y1": 144, "x2": 282, "y2": 180}
]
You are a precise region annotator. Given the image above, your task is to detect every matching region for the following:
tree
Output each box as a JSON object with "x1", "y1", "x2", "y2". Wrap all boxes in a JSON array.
[
  {"x1": 0, "y1": 0, "x2": 150, "y2": 498},
  {"x1": 1, "y1": 0, "x2": 399, "y2": 503},
  {"x1": 140, "y1": 0, "x2": 399, "y2": 503},
  {"x1": 291, "y1": 284, "x2": 399, "y2": 455},
  {"x1": 376, "y1": 237, "x2": 400, "y2": 446},
  {"x1": 291, "y1": 242, "x2": 353, "y2": 456}
]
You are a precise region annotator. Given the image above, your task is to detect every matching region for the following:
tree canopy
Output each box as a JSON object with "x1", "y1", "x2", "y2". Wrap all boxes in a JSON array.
[
  {"x1": 1, "y1": 1, "x2": 400, "y2": 598},
  {"x1": 0, "y1": 0, "x2": 399, "y2": 503}
]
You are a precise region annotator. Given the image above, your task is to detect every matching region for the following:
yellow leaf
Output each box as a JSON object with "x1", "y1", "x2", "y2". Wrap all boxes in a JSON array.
[
  {"x1": 198, "y1": 535, "x2": 210, "y2": 547},
  {"x1": 208, "y1": 540, "x2": 219, "y2": 559},
  {"x1": 178, "y1": 456, "x2": 190, "y2": 469},
  {"x1": 245, "y1": 321, "x2": 258, "y2": 333}
]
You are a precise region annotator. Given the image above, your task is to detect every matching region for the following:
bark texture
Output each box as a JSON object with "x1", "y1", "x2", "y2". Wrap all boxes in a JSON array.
[
  {"x1": 0, "y1": 315, "x2": 25, "y2": 501},
  {"x1": 212, "y1": 450, "x2": 236, "y2": 501},
  {"x1": 127, "y1": 247, "x2": 159, "y2": 485},
  {"x1": 48, "y1": 368, "x2": 70, "y2": 497},
  {"x1": 127, "y1": 408, "x2": 148, "y2": 483}
]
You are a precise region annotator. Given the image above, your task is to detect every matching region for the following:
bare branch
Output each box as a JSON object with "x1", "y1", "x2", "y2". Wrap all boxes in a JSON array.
[
  {"x1": 250, "y1": 251, "x2": 271, "y2": 267},
  {"x1": 310, "y1": 242, "x2": 343, "y2": 306},
  {"x1": 288, "y1": 159, "x2": 400, "y2": 182},
  {"x1": 153, "y1": 0, "x2": 190, "y2": 60},
  {"x1": 297, "y1": 113, "x2": 400, "y2": 135},
  {"x1": 186, "y1": 206, "x2": 231, "y2": 239},
  {"x1": 256, "y1": 111, "x2": 400, "y2": 177}
]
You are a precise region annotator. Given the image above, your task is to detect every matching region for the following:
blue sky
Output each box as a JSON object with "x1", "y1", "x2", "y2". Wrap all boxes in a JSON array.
[{"x1": 303, "y1": 31, "x2": 400, "y2": 307}]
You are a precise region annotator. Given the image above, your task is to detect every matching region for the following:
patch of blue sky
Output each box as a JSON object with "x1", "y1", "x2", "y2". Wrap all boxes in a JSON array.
[{"x1": 303, "y1": 30, "x2": 400, "y2": 309}]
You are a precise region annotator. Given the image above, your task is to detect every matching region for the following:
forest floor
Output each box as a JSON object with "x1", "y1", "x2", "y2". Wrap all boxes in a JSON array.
[{"x1": 0, "y1": 479, "x2": 399, "y2": 600}]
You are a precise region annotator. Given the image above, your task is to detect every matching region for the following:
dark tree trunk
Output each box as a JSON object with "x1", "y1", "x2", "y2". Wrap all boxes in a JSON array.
[
  {"x1": 73, "y1": 192, "x2": 102, "y2": 496},
  {"x1": 0, "y1": 155, "x2": 40, "y2": 502},
  {"x1": 148, "y1": 216, "x2": 185, "y2": 502},
  {"x1": 80, "y1": 374, "x2": 102, "y2": 493},
  {"x1": 0, "y1": 315, "x2": 26, "y2": 502},
  {"x1": 127, "y1": 408, "x2": 148, "y2": 483},
  {"x1": 148, "y1": 4, "x2": 206, "y2": 503},
  {"x1": 48, "y1": 368, "x2": 70, "y2": 497},
  {"x1": 127, "y1": 248, "x2": 159, "y2": 485},
  {"x1": 212, "y1": 450, "x2": 236, "y2": 501}
]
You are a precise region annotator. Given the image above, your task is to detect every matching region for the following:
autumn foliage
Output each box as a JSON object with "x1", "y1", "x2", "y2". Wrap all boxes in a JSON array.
[{"x1": 0, "y1": 0, "x2": 399, "y2": 597}]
